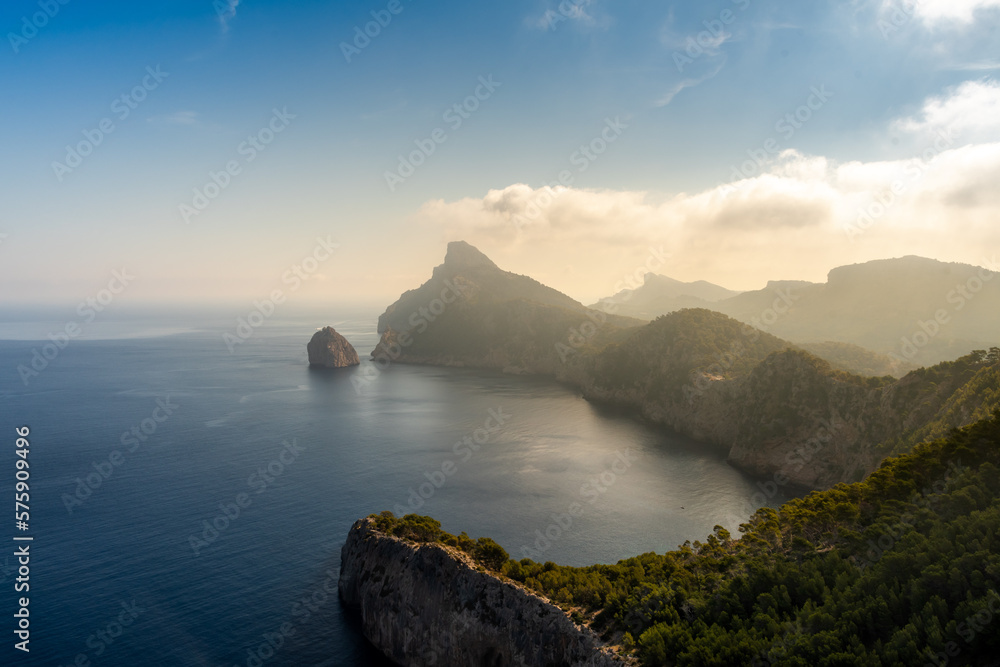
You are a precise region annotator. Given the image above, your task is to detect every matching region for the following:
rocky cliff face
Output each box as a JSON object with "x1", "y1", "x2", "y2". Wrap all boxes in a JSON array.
[
  {"x1": 377, "y1": 241, "x2": 594, "y2": 335},
  {"x1": 307, "y1": 327, "x2": 360, "y2": 368},
  {"x1": 371, "y1": 299, "x2": 635, "y2": 379},
  {"x1": 339, "y1": 518, "x2": 627, "y2": 667},
  {"x1": 581, "y1": 344, "x2": 995, "y2": 489},
  {"x1": 722, "y1": 350, "x2": 882, "y2": 488}
]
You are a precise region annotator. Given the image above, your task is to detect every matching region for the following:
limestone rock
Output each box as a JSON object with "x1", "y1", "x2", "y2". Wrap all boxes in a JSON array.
[
  {"x1": 339, "y1": 518, "x2": 628, "y2": 667},
  {"x1": 307, "y1": 327, "x2": 360, "y2": 368}
]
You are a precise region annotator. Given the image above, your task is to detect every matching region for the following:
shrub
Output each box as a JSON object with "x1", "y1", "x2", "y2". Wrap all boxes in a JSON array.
[{"x1": 474, "y1": 537, "x2": 509, "y2": 571}]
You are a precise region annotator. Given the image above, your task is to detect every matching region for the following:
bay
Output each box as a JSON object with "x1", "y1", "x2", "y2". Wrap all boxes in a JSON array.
[{"x1": 0, "y1": 307, "x2": 792, "y2": 666}]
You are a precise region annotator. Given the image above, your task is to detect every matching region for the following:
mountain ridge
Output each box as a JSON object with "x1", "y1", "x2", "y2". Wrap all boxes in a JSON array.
[
  {"x1": 592, "y1": 254, "x2": 1000, "y2": 365},
  {"x1": 368, "y1": 243, "x2": 1000, "y2": 491}
]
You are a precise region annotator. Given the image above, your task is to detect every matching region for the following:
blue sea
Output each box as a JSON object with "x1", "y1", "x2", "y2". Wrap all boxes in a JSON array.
[{"x1": 0, "y1": 306, "x2": 793, "y2": 666}]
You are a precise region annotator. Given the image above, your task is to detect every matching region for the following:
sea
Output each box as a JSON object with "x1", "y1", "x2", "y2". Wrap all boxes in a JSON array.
[{"x1": 0, "y1": 305, "x2": 793, "y2": 666}]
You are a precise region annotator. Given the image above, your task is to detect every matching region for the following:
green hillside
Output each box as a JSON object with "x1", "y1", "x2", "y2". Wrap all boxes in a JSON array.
[{"x1": 502, "y1": 413, "x2": 1000, "y2": 665}]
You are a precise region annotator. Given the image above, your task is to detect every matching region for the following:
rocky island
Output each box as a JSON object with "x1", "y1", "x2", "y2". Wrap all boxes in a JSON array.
[{"x1": 307, "y1": 326, "x2": 360, "y2": 368}]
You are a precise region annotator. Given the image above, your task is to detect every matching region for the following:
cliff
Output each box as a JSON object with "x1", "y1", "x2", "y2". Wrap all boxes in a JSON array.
[
  {"x1": 372, "y1": 241, "x2": 644, "y2": 376},
  {"x1": 377, "y1": 240, "x2": 604, "y2": 335},
  {"x1": 307, "y1": 327, "x2": 360, "y2": 368},
  {"x1": 338, "y1": 517, "x2": 628, "y2": 667},
  {"x1": 581, "y1": 324, "x2": 995, "y2": 489}
]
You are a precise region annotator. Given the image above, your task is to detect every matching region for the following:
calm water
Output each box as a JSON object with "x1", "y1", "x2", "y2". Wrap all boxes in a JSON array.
[{"x1": 0, "y1": 307, "x2": 791, "y2": 666}]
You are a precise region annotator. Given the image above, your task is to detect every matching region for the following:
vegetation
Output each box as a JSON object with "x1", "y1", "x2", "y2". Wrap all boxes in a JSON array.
[
  {"x1": 387, "y1": 413, "x2": 1000, "y2": 665},
  {"x1": 798, "y1": 340, "x2": 916, "y2": 378},
  {"x1": 587, "y1": 308, "x2": 794, "y2": 400},
  {"x1": 882, "y1": 348, "x2": 1000, "y2": 455},
  {"x1": 369, "y1": 511, "x2": 510, "y2": 573},
  {"x1": 499, "y1": 413, "x2": 1000, "y2": 665}
]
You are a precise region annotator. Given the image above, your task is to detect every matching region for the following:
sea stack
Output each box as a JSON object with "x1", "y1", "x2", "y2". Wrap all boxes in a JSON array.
[{"x1": 307, "y1": 327, "x2": 360, "y2": 368}]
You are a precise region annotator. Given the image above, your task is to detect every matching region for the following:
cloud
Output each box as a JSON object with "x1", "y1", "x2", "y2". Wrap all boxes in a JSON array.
[
  {"x1": 216, "y1": 0, "x2": 241, "y2": 33},
  {"x1": 946, "y1": 60, "x2": 1000, "y2": 71},
  {"x1": 656, "y1": 13, "x2": 735, "y2": 107},
  {"x1": 659, "y1": 21, "x2": 731, "y2": 52},
  {"x1": 528, "y1": 0, "x2": 607, "y2": 31},
  {"x1": 901, "y1": 0, "x2": 1000, "y2": 23},
  {"x1": 654, "y1": 59, "x2": 726, "y2": 107},
  {"x1": 412, "y1": 83, "x2": 1000, "y2": 299},
  {"x1": 424, "y1": 143, "x2": 1000, "y2": 241},
  {"x1": 892, "y1": 79, "x2": 1000, "y2": 141},
  {"x1": 420, "y1": 152, "x2": 846, "y2": 246}
]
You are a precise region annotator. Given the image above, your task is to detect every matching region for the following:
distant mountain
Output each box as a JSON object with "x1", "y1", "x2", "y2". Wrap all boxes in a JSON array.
[
  {"x1": 589, "y1": 273, "x2": 741, "y2": 320},
  {"x1": 377, "y1": 241, "x2": 592, "y2": 333},
  {"x1": 592, "y1": 256, "x2": 1000, "y2": 366},
  {"x1": 372, "y1": 241, "x2": 644, "y2": 375},
  {"x1": 797, "y1": 341, "x2": 916, "y2": 377},
  {"x1": 716, "y1": 257, "x2": 1000, "y2": 365},
  {"x1": 370, "y1": 244, "x2": 1000, "y2": 490}
]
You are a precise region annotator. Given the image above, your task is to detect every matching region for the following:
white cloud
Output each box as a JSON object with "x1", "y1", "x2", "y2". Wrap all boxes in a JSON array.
[
  {"x1": 425, "y1": 143, "x2": 1000, "y2": 242},
  {"x1": 659, "y1": 22, "x2": 731, "y2": 52},
  {"x1": 413, "y1": 83, "x2": 1000, "y2": 299},
  {"x1": 902, "y1": 0, "x2": 1000, "y2": 23},
  {"x1": 655, "y1": 60, "x2": 726, "y2": 107},
  {"x1": 892, "y1": 79, "x2": 1000, "y2": 142},
  {"x1": 947, "y1": 60, "x2": 1000, "y2": 71},
  {"x1": 529, "y1": 0, "x2": 602, "y2": 31},
  {"x1": 656, "y1": 13, "x2": 734, "y2": 107},
  {"x1": 421, "y1": 152, "x2": 851, "y2": 248},
  {"x1": 216, "y1": 0, "x2": 241, "y2": 33}
]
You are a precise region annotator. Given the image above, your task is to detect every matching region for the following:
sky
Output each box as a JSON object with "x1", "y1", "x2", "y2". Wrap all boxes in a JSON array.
[{"x1": 1, "y1": 0, "x2": 999, "y2": 308}]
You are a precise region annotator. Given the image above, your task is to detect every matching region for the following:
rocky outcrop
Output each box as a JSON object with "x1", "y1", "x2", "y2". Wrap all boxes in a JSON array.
[
  {"x1": 371, "y1": 299, "x2": 635, "y2": 379},
  {"x1": 339, "y1": 518, "x2": 627, "y2": 667},
  {"x1": 376, "y1": 240, "x2": 643, "y2": 336},
  {"x1": 307, "y1": 327, "x2": 360, "y2": 368}
]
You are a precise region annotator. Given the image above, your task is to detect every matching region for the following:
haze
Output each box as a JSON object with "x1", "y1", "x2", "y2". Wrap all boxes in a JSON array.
[{"x1": 2, "y1": 0, "x2": 999, "y2": 307}]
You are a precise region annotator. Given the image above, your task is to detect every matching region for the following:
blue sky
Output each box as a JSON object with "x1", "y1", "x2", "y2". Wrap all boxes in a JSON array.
[{"x1": 2, "y1": 0, "x2": 999, "y2": 305}]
